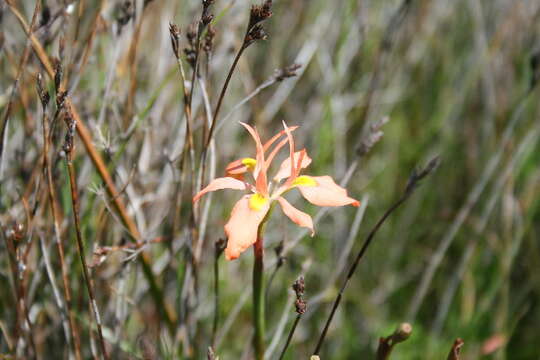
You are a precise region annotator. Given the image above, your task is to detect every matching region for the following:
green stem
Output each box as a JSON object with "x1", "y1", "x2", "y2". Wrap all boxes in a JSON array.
[
  {"x1": 253, "y1": 235, "x2": 265, "y2": 360},
  {"x1": 252, "y1": 202, "x2": 275, "y2": 359}
]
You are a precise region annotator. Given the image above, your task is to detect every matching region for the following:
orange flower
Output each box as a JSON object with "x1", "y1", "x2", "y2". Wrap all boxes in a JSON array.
[{"x1": 193, "y1": 122, "x2": 359, "y2": 260}]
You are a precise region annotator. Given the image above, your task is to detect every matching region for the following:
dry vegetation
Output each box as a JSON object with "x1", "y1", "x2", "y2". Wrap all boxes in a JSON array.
[{"x1": 0, "y1": 0, "x2": 539, "y2": 359}]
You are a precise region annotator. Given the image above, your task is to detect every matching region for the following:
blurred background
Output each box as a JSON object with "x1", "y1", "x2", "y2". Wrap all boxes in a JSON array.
[{"x1": 1, "y1": 0, "x2": 539, "y2": 358}]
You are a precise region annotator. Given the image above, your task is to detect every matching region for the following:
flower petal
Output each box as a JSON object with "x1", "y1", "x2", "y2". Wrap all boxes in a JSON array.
[
  {"x1": 224, "y1": 195, "x2": 271, "y2": 260},
  {"x1": 225, "y1": 157, "x2": 257, "y2": 176},
  {"x1": 273, "y1": 150, "x2": 312, "y2": 182},
  {"x1": 282, "y1": 121, "x2": 296, "y2": 185},
  {"x1": 193, "y1": 177, "x2": 250, "y2": 203},
  {"x1": 296, "y1": 175, "x2": 359, "y2": 207},
  {"x1": 240, "y1": 123, "x2": 268, "y2": 196},
  {"x1": 277, "y1": 197, "x2": 314, "y2": 236},
  {"x1": 224, "y1": 126, "x2": 299, "y2": 179},
  {"x1": 262, "y1": 126, "x2": 299, "y2": 152},
  {"x1": 264, "y1": 137, "x2": 289, "y2": 173}
]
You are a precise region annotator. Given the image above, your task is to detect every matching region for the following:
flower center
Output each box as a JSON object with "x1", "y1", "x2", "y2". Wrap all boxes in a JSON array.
[
  {"x1": 242, "y1": 157, "x2": 257, "y2": 171},
  {"x1": 292, "y1": 175, "x2": 317, "y2": 187},
  {"x1": 249, "y1": 193, "x2": 269, "y2": 211}
]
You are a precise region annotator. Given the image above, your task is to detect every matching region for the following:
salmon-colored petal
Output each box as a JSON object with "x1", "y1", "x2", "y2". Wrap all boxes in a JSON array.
[
  {"x1": 240, "y1": 123, "x2": 268, "y2": 196},
  {"x1": 264, "y1": 137, "x2": 289, "y2": 173},
  {"x1": 193, "y1": 177, "x2": 250, "y2": 203},
  {"x1": 277, "y1": 197, "x2": 314, "y2": 235},
  {"x1": 273, "y1": 150, "x2": 312, "y2": 182},
  {"x1": 224, "y1": 195, "x2": 271, "y2": 260},
  {"x1": 297, "y1": 175, "x2": 359, "y2": 207},
  {"x1": 282, "y1": 121, "x2": 297, "y2": 186},
  {"x1": 225, "y1": 158, "x2": 257, "y2": 176},
  {"x1": 262, "y1": 126, "x2": 299, "y2": 152}
]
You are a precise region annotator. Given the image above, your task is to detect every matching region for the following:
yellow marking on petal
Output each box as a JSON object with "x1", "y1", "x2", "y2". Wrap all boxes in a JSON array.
[
  {"x1": 292, "y1": 175, "x2": 317, "y2": 187},
  {"x1": 249, "y1": 193, "x2": 269, "y2": 211},
  {"x1": 242, "y1": 158, "x2": 257, "y2": 171}
]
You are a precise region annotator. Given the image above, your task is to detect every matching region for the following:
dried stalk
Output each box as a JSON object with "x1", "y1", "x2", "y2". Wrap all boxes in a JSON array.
[
  {"x1": 6, "y1": 1, "x2": 176, "y2": 333},
  {"x1": 37, "y1": 74, "x2": 82, "y2": 360},
  {"x1": 63, "y1": 109, "x2": 109, "y2": 360}
]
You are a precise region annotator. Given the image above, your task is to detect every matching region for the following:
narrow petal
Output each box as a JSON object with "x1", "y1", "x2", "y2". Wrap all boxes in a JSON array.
[
  {"x1": 193, "y1": 177, "x2": 250, "y2": 203},
  {"x1": 240, "y1": 123, "x2": 268, "y2": 196},
  {"x1": 225, "y1": 157, "x2": 257, "y2": 176},
  {"x1": 262, "y1": 126, "x2": 299, "y2": 152},
  {"x1": 273, "y1": 149, "x2": 312, "y2": 182},
  {"x1": 277, "y1": 197, "x2": 314, "y2": 236},
  {"x1": 264, "y1": 137, "x2": 289, "y2": 173},
  {"x1": 224, "y1": 195, "x2": 271, "y2": 260},
  {"x1": 225, "y1": 125, "x2": 300, "y2": 181},
  {"x1": 282, "y1": 121, "x2": 297, "y2": 186},
  {"x1": 296, "y1": 175, "x2": 359, "y2": 207}
]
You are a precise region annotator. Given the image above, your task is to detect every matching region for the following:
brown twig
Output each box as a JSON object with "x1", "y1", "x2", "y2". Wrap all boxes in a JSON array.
[
  {"x1": 447, "y1": 338, "x2": 464, "y2": 360},
  {"x1": 313, "y1": 157, "x2": 440, "y2": 355},
  {"x1": 37, "y1": 73, "x2": 83, "y2": 360},
  {"x1": 376, "y1": 323, "x2": 413, "y2": 360},
  {"x1": 62, "y1": 108, "x2": 109, "y2": 360},
  {"x1": 202, "y1": 0, "x2": 273, "y2": 181}
]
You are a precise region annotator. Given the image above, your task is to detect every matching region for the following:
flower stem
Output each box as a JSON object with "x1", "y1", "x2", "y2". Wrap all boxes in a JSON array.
[{"x1": 253, "y1": 235, "x2": 265, "y2": 360}]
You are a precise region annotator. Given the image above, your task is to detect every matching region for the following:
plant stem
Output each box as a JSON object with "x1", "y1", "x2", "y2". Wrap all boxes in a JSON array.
[
  {"x1": 66, "y1": 157, "x2": 109, "y2": 360},
  {"x1": 253, "y1": 235, "x2": 265, "y2": 360},
  {"x1": 278, "y1": 314, "x2": 301, "y2": 360},
  {"x1": 211, "y1": 251, "x2": 220, "y2": 347},
  {"x1": 211, "y1": 239, "x2": 225, "y2": 347},
  {"x1": 206, "y1": 44, "x2": 246, "y2": 149},
  {"x1": 39, "y1": 89, "x2": 82, "y2": 360}
]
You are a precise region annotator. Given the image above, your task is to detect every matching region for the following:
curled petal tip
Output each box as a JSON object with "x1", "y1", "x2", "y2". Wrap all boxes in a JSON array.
[{"x1": 224, "y1": 249, "x2": 239, "y2": 261}]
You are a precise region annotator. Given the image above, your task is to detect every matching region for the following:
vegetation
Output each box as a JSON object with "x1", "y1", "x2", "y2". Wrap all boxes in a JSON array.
[{"x1": 0, "y1": 0, "x2": 539, "y2": 359}]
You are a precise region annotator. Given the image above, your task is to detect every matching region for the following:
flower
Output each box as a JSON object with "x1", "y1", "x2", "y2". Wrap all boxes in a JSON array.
[{"x1": 193, "y1": 122, "x2": 359, "y2": 260}]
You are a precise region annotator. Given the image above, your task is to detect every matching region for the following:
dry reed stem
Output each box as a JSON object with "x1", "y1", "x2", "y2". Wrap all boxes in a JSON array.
[
  {"x1": 64, "y1": 119, "x2": 109, "y2": 359},
  {"x1": 6, "y1": 0, "x2": 177, "y2": 334},
  {"x1": 38, "y1": 74, "x2": 83, "y2": 360}
]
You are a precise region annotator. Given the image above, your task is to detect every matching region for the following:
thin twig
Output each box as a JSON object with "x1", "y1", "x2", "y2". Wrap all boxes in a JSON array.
[
  {"x1": 313, "y1": 157, "x2": 439, "y2": 355},
  {"x1": 63, "y1": 109, "x2": 109, "y2": 360},
  {"x1": 212, "y1": 238, "x2": 226, "y2": 347},
  {"x1": 202, "y1": 1, "x2": 273, "y2": 185},
  {"x1": 215, "y1": 64, "x2": 301, "y2": 135},
  {"x1": 37, "y1": 73, "x2": 82, "y2": 360},
  {"x1": 278, "y1": 315, "x2": 300, "y2": 360}
]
